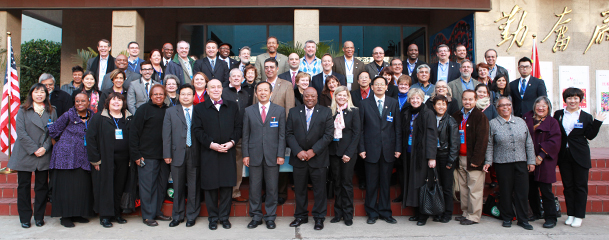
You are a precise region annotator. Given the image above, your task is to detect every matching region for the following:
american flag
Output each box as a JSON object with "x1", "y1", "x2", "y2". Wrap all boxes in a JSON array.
[{"x1": 1, "y1": 36, "x2": 20, "y2": 155}]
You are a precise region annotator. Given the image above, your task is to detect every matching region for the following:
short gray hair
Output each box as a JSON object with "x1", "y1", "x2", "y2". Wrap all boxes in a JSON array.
[
  {"x1": 163, "y1": 74, "x2": 180, "y2": 84},
  {"x1": 177, "y1": 40, "x2": 190, "y2": 49},
  {"x1": 533, "y1": 96, "x2": 552, "y2": 114},
  {"x1": 304, "y1": 40, "x2": 316, "y2": 47},
  {"x1": 407, "y1": 88, "x2": 426, "y2": 103},
  {"x1": 230, "y1": 68, "x2": 243, "y2": 77},
  {"x1": 416, "y1": 64, "x2": 430, "y2": 74},
  {"x1": 239, "y1": 46, "x2": 251, "y2": 55},
  {"x1": 495, "y1": 96, "x2": 512, "y2": 108},
  {"x1": 38, "y1": 73, "x2": 55, "y2": 83}
]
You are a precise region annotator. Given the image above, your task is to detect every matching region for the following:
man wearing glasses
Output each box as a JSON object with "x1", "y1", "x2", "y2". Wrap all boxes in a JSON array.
[
  {"x1": 365, "y1": 47, "x2": 390, "y2": 78},
  {"x1": 430, "y1": 44, "x2": 461, "y2": 84},
  {"x1": 128, "y1": 61, "x2": 160, "y2": 114},
  {"x1": 509, "y1": 57, "x2": 547, "y2": 117}
]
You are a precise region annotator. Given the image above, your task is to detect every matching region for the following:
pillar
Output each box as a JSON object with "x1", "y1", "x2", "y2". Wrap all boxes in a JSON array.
[
  {"x1": 0, "y1": 10, "x2": 22, "y2": 89},
  {"x1": 111, "y1": 10, "x2": 145, "y2": 58},
  {"x1": 294, "y1": 10, "x2": 319, "y2": 46}
]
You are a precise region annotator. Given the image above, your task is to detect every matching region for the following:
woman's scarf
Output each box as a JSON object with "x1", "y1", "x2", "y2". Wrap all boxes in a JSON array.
[
  {"x1": 476, "y1": 97, "x2": 490, "y2": 111},
  {"x1": 33, "y1": 102, "x2": 45, "y2": 117},
  {"x1": 334, "y1": 103, "x2": 348, "y2": 139},
  {"x1": 90, "y1": 91, "x2": 100, "y2": 113}
]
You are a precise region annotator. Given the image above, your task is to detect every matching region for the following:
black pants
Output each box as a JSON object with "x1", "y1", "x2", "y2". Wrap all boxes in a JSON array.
[
  {"x1": 495, "y1": 162, "x2": 529, "y2": 223},
  {"x1": 293, "y1": 165, "x2": 327, "y2": 220},
  {"x1": 393, "y1": 157, "x2": 404, "y2": 200},
  {"x1": 558, "y1": 149, "x2": 589, "y2": 218},
  {"x1": 354, "y1": 155, "x2": 366, "y2": 187},
  {"x1": 17, "y1": 170, "x2": 49, "y2": 223},
  {"x1": 110, "y1": 157, "x2": 129, "y2": 218},
  {"x1": 205, "y1": 187, "x2": 232, "y2": 222},
  {"x1": 437, "y1": 159, "x2": 455, "y2": 218},
  {"x1": 330, "y1": 154, "x2": 356, "y2": 220},
  {"x1": 138, "y1": 159, "x2": 169, "y2": 220},
  {"x1": 528, "y1": 175, "x2": 557, "y2": 222},
  {"x1": 364, "y1": 153, "x2": 394, "y2": 219}
]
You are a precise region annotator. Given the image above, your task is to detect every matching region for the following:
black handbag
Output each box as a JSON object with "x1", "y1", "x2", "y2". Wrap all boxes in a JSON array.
[{"x1": 419, "y1": 168, "x2": 445, "y2": 215}]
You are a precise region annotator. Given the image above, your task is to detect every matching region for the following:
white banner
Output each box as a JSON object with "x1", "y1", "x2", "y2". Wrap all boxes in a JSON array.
[
  {"x1": 540, "y1": 61, "x2": 554, "y2": 106},
  {"x1": 495, "y1": 56, "x2": 516, "y2": 81},
  {"x1": 559, "y1": 66, "x2": 590, "y2": 112},
  {"x1": 596, "y1": 70, "x2": 609, "y2": 124}
]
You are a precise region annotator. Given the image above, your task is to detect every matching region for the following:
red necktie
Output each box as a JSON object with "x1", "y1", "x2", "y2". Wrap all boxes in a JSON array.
[
  {"x1": 261, "y1": 105, "x2": 266, "y2": 123},
  {"x1": 291, "y1": 72, "x2": 296, "y2": 86}
]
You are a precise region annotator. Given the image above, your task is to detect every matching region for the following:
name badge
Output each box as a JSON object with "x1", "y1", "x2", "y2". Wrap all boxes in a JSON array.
[
  {"x1": 115, "y1": 129, "x2": 123, "y2": 139},
  {"x1": 47, "y1": 121, "x2": 53, "y2": 127},
  {"x1": 437, "y1": 139, "x2": 440, "y2": 148},
  {"x1": 408, "y1": 134, "x2": 412, "y2": 145},
  {"x1": 439, "y1": 76, "x2": 447, "y2": 81},
  {"x1": 574, "y1": 122, "x2": 583, "y2": 129},
  {"x1": 333, "y1": 138, "x2": 340, "y2": 142},
  {"x1": 270, "y1": 117, "x2": 278, "y2": 128},
  {"x1": 387, "y1": 112, "x2": 393, "y2": 122},
  {"x1": 346, "y1": 74, "x2": 354, "y2": 83},
  {"x1": 424, "y1": 95, "x2": 430, "y2": 102},
  {"x1": 459, "y1": 130, "x2": 465, "y2": 144}
]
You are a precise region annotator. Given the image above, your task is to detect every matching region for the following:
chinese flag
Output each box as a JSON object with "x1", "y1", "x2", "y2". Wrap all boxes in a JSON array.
[{"x1": 531, "y1": 38, "x2": 542, "y2": 79}]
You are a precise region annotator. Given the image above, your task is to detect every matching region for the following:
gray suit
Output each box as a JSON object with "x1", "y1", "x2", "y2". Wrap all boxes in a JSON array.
[
  {"x1": 448, "y1": 78, "x2": 480, "y2": 110},
  {"x1": 100, "y1": 70, "x2": 141, "y2": 91},
  {"x1": 254, "y1": 52, "x2": 289, "y2": 82},
  {"x1": 8, "y1": 106, "x2": 57, "y2": 171},
  {"x1": 242, "y1": 102, "x2": 286, "y2": 221},
  {"x1": 162, "y1": 105, "x2": 201, "y2": 221},
  {"x1": 127, "y1": 78, "x2": 160, "y2": 114}
]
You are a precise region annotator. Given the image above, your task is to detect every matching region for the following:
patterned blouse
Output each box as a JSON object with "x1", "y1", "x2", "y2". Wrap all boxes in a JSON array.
[{"x1": 485, "y1": 115, "x2": 536, "y2": 166}]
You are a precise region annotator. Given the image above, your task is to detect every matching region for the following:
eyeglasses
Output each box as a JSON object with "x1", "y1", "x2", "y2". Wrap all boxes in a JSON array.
[
  {"x1": 219, "y1": 47, "x2": 230, "y2": 50},
  {"x1": 264, "y1": 66, "x2": 276, "y2": 69},
  {"x1": 373, "y1": 84, "x2": 386, "y2": 87},
  {"x1": 392, "y1": 63, "x2": 403, "y2": 66},
  {"x1": 436, "y1": 86, "x2": 447, "y2": 89},
  {"x1": 372, "y1": 52, "x2": 384, "y2": 55},
  {"x1": 518, "y1": 66, "x2": 531, "y2": 69},
  {"x1": 498, "y1": 103, "x2": 512, "y2": 108}
]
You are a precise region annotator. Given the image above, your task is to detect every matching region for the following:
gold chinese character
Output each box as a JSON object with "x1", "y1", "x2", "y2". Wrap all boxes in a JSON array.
[
  {"x1": 584, "y1": 10, "x2": 609, "y2": 54},
  {"x1": 495, "y1": 5, "x2": 529, "y2": 51},
  {"x1": 542, "y1": 7, "x2": 572, "y2": 52}
]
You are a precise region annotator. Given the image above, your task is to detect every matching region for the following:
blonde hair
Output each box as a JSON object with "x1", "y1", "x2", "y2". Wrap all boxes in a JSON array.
[
  {"x1": 430, "y1": 80, "x2": 453, "y2": 101},
  {"x1": 330, "y1": 86, "x2": 356, "y2": 115},
  {"x1": 407, "y1": 88, "x2": 426, "y2": 103}
]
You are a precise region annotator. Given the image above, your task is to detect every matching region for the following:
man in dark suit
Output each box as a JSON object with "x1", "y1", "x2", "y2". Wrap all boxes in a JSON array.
[
  {"x1": 86, "y1": 39, "x2": 116, "y2": 86},
  {"x1": 167, "y1": 41, "x2": 195, "y2": 85},
  {"x1": 430, "y1": 44, "x2": 460, "y2": 84},
  {"x1": 236, "y1": 46, "x2": 252, "y2": 73},
  {"x1": 193, "y1": 40, "x2": 229, "y2": 86},
  {"x1": 350, "y1": 71, "x2": 372, "y2": 189},
  {"x1": 359, "y1": 76, "x2": 402, "y2": 225},
  {"x1": 100, "y1": 54, "x2": 141, "y2": 91},
  {"x1": 278, "y1": 53, "x2": 302, "y2": 88},
  {"x1": 218, "y1": 43, "x2": 240, "y2": 70},
  {"x1": 39, "y1": 73, "x2": 72, "y2": 118},
  {"x1": 365, "y1": 47, "x2": 389, "y2": 78},
  {"x1": 509, "y1": 57, "x2": 547, "y2": 117},
  {"x1": 402, "y1": 43, "x2": 427, "y2": 85},
  {"x1": 333, "y1": 41, "x2": 365, "y2": 90},
  {"x1": 242, "y1": 81, "x2": 286, "y2": 230},
  {"x1": 192, "y1": 79, "x2": 242, "y2": 230},
  {"x1": 286, "y1": 87, "x2": 334, "y2": 230},
  {"x1": 160, "y1": 43, "x2": 174, "y2": 73},
  {"x1": 312, "y1": 53, "x2": 346, "y2": 96},
  {"x1": 162, "y1": 84, "x2": 201, "y2": 228}
]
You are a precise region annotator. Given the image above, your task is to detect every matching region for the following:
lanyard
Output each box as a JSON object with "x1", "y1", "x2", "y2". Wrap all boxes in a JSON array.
[
  {"x1": 128, "y1": 60, "x2": 139, "y2": 73},
  {"x1": 407, "y1": 61, "x2": 416, "y2": 75},
  {"x1": 460, "y1": 113, "x2": 470, "y2": 129},
  {"x1": 420, "y1": 83, "x2": 432, "y2": 94},
  {"x1": 111, "y1": 116, "x2": 121, "y2": 129},
  {"x1": 168, "y1": 98, "x2": 176, "y2": 106},
  {"x1": 197, "y1": 91, "x2": 205, "y2": 102},
  {"x1": 362, "y1": 88, "x2": 370, "y2": 99},
  {"x1": 439, "y1": 62, "x2": 448, "y2": 73},
  {"x1": 410, "y1": 113, "x2": 419, "y2": 132},
  {"x1": 345, "y1": 57, "x2": 354, "y2": 73},
  {"x1": 461, "y1": 77, "x2": 472, "y2": 90}
]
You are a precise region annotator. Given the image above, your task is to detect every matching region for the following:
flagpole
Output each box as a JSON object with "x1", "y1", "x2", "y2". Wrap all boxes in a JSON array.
[{"x1": 1, "y1": 31, "x2": 15, "y2": 174}]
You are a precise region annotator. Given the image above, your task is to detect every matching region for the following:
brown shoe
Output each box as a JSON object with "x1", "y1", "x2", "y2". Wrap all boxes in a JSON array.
[
  {"x1": 460, "y1": 219, "x2": 478, "y2": 225},
  {"x1": 232, "y1": 196, "x2": 248, "y2": 202},
  {"x1": 143, "y1": 219, "x2": 158, "y2": 227},
  {"x1": 154, "y1": 215, "x2": 172, "y2": 221},
  {"x1": 455, "y1": 216, "x2": 466, "y2": 221}
]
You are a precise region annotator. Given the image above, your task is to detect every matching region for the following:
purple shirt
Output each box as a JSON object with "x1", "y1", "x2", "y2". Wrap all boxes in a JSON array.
[{"x1": 49, "y1": 107, "x2": 92, "y2": 171}]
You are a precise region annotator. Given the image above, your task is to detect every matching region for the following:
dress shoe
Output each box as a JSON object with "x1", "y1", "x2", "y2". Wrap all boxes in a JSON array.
[
  {"x1": 278, "y1": 197, "x2": 286, "y2": 205},
  {"x1": 186, "y1": 220, "x2": 196, "y2": 227},
  {"x1": 528, "y1": 214, "x2": 541, "y2": 222},
  {"x1": 392, "y1": 196, "x2": 403, "y2": 203},
  {"x1": 432, "y1": 216, "x2": 441, "y2": 222},
  {"x1": 21, "y1": 222, "x2": 31, "y2": 228},
  {"x1": 344, "y1": 219, "x2": 353, "y2": 226},
  {"x1": 71, "y1": 216, "x2": 89, "y2": 223},
  {"x1": 266, "y1": 220, "x2": 276, "y2": 229},
  {"x1": 314, "y1": 219, "x2": 324, "y2": 230},
  {"x1": 565, "y1": 216, "x2": 575, "y2": 225},
  {"x1": 169, "y1": 219, "x2": 182, "y2": 227},
  {"x1": 380, "y1": 216, "x2": 397, "y2": 224},
  {"x1": 232, "y1": 196, "x2": 248, "y2": 202},
  {"x1": 247, "y1": 220, "x2": 262, "y2": 229},
  {"x1": 35, "y1": 220, "x2": 45, "y2": 227},
  {"x1": 60, "y1": 218, "x2": 75, "y2": 228},
  {"x1": 440, "y1": 216, "x2": 451, "y2": 223},
  {"x1": 155, "y1": 215, "x2": 172, "y2": 221},
  {"x1": 209, "y1": 221, "x2": 218, "y2": 230},
  {"x1": 489, "y1": 182, "x2": 498, "y2": 188},
  {"x1": 366, "y1": 217, "x2": 378, "y2": 224},
  {"x1": 460, "y1": 219, "x2": 478, "y2": 225},
  {"x1": 571, "y1": 217, "x2": 582, "y2": 228},
  {"x1": 100, "y1": 218, "x2": 113, "y2": 228},
  {"x1": 417, "y1": 219, "x2": 427, "y2": 226},
  {"x1": 455, "y1": 216, "x2": 466, "y2": 221},
  {"x1": 143, "y1": 219, "x2": 158, "y2": 227},
  {"x1": 517, "y1": 221, "x2": 533, "y2": 230},
  {"x1": 330, "y1": 217, "x2": 341, "y2": 223},
  {"x1": 543, "y1": 220, "x2": 557, "y2": 228},
  {"x1": 114, "y1": 217, "x2": 127, "y2": 224},
  {"x1": 289, "y1": 218, "x2": 308, "y2": 227},
  {"x1": 221, "y1": 220, "x2": 231, "y2": 229},
  {"x1": 502, "y1": 220, "x2": 512, "y2": 227},
  {"x1": 408, "y1": 216, "x2": 419, "y2": 221}
]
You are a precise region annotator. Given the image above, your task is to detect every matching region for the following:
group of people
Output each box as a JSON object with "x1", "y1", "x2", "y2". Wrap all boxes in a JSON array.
[{"x1": 7, "y1": 37, "x2": 605, "y2": 233}]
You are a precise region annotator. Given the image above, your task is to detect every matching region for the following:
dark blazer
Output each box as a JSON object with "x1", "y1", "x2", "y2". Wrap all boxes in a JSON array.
[
  {"x1": 451, "y1": 107, "x2": 489, "y2": 171},
  {"x1": 50, "y1": 89, "x2": 74, "y2": 118},
  {"x1": 365, "y1": 61, "x2": 389, "y2": 78},
  {"x1": 165, "y1": 61, "x2": 186, "y2": 85},
  {"x1": 161, "y1": 57, "x2": 172, "y2": 73},
  {"x1": 358, "y1": 96, "x2": 402, "y2": 163},
  {"x1": 162, "y1": 105, "x2": 200, "y2": 167},
  {"x1": 218, "y1": 57, "x2": 240, "y2": 70},
  {"x1": 311, "y1": 72, "x2": 347, "y2": 96},
  {"x1": 401, "y1": 59, "x2": 427, "y2": 85},
  {"x1": 329, "y1": 108, "x2": 361, "y2": 158},
  {"x1": 429, "y1": 61, "x2": 461, "y2": 84},
  {"x1": 436, "y1": 113, "x2": 460, "y2": 164},
  {"x1": 350, "y1": 88, "x2": 371, "y2": 109},
  {"x1": 193, "y1": 57, "x2": 230, "y2": 85},
  {"x1": 86, "y1": 55, "x2": 116, "y2": 82},
  {"x1": 242, "y1": 103, "x2": 286, "y2": 167},
  {"x1": 319, "y1": 93, "x2": 332, "y2": 108},
  {"x1": 278, "y1": 70, "x2": 301, "y2": 88},
  {"x1": 222, "y1": 86, "x2": 251, "y2": 117},
  {"x1": 386, "y1": 84, "x2": 399, "y2": 99},
  {"x1": 333, "y1": 56, "x2": 365, "y2": 90},
  {"x1": 97, "y1": 87, "x2": 128, "y2": 112},
  {"x1": 509, "y1": 76, "x2": 547, "y2": 117},
  {"x1": 286, "y1": 104, "x2": 334, "y2": 168},
  {"x1": 553, "y1": 109, "x2": 602, "y2": 169}
]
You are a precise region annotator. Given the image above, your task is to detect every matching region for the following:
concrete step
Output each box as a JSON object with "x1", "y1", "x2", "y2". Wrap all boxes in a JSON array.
[
  {"x1": 555, "y1": 168, "x2": 609, "y2": 181},
  {"x1": 552, "y1": 181, "x2": 609, "y2": 196}
]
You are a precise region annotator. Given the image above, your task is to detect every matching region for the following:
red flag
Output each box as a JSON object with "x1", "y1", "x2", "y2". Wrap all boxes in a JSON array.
[
  {"x1": 1, "y1": 35, "x2": 20, "y2": 155},
  {"x1": 531, "y1": 37, "x2": 542, "y2": 79}
]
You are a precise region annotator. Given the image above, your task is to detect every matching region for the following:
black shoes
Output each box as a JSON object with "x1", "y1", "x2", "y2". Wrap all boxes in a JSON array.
[
  {"x1": 502, "y1": 220, "x2": 512, "y2": 227},
  {"x1": 408, "y1": 216, "x2": 419, "y2": 221},
  {"x1": 221, "y1": 220, "x2": 231, "y2": 229},
  {"x1": 100, "y1": 218, "x2": 113, "y2": 228},
  {"x1": 432, "y1": 216, "x2": 441, "y2": 222},
  {"x1": 169, "y1": 219, "x2": 183, "y2": 227},
  {"x1": 186, "y1": 220, "x2": 196, "y2": 227},
  {"x1": 330, "y1": 217, "x2": 341, "y2": 223},
  {"x1": 460, "y1": 219, "x2": 478, "y2": 225},
  {"x1": 209, "y1": 221, "x2": 218, "y2": 230},
  {"x1": 114, "y1": 217, "x2": 127, "y2": 224},
  {"x1": 155, "y1": 215, "x2": 172, "y2": 221},
  {"x1": 266, "y1": 220, "x2": 276, "y2": 229},
  {"x1": 289, "y1": 218, "x2": 308, "y2": 227},
  {"x1": 517, "y1": 221, "x2": 534, "y2": 230},
  {"x1": 314, "y1": 219, "x2": 324, "y2": 230},
  {"x1": 143, "y1": 219, "x2": 158, "y2": 227},
  {"x1": 380, "y1": 216, "x2": 397, "y2": 224},
  {"x1": 60, "y1": 218, "x2": 75, "y2": 228},
  {"x1": 248, "y1": 220, "x2": 262, "y2": 229},
  {"x1": 345, "y1": 219, "x2": 353, "y2": 226},
  {"x1": 417, "y1": 219, "x2": 427, "y2": 226},
  {"x1": 454, "y1": 216, "x2": 466, "y2": 221},
  {"x1": 366, "y1": 217, "x2": 378, "y2": 224},
  {"x1": 21, "y1": 222, "x2": 31, "y2": 228},
  {"x1": 392, "y1": 196, "x2": 403, "y2": 203},
  {"x1": 543, "y1": 220, "x2": 557, "y2": 228},
  {"x1": 440, "y1": 216, "x2": 451, "y2": 223},
  {"x1": 72, "y1": 216, "x2": 89, "y2": 223},
  {"x1": 278, "y1": 197, "x2": 286, "y2": 205},
  {"x1": 35, "y1": 220, "x2": 45, "y2": 227}
]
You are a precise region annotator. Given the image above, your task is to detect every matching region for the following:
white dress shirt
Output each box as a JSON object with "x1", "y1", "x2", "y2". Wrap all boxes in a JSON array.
[
  {"x1": 182, "y1": 105, "x2": 193, "y2": 121},
  {"x1": 259, "y1": 102, "x2": 270, "y2": 116},
  {"x1": 98, "y1": 56, "x2": 109, "y2": 89},
  {"x1": 563, "y1": 108, "x2": 581, "y2": 147}
]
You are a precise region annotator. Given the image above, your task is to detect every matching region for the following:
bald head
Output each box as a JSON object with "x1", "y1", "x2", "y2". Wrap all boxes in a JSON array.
[{"x1": 162, "y1": 43, "x2": 174, "y2": 60}]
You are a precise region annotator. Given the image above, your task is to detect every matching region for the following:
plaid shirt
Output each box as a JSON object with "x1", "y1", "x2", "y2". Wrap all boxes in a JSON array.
[{"x1": 299, "y1": 57, "x2": 322, "y2": 76}]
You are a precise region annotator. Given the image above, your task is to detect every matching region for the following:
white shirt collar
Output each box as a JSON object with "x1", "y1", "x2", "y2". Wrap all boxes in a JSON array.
[
  {"x1": 521, "y1": 75, "x2": 531, "y2": 81},
  {"x1": 259, "y1": 102, "x2": 271, "y2": 111},
  {"x1": 374, "y1": 94, "x2": 386, "y2": 103}
]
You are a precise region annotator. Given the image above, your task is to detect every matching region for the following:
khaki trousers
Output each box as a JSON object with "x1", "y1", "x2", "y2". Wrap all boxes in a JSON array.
[
  {"x1": 233, "y1": 140, "x2": 244, "y2": 198},
  {"x1": 457, "y1": 156, "x2": 485, "y2": 222}
]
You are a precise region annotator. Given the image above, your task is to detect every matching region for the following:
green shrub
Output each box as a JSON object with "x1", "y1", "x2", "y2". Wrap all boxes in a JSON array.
[{"x1": 20, "y1": 39, "x2": 61, "y2": 101}]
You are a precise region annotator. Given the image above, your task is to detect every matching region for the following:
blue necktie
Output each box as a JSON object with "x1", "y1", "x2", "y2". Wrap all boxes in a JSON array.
[
  {"x1": 377, "y1": 99, "x2": 383, "y2": 116},
  {"x1": 185, "y1": 108, "x2": 192, "y2": 147},
  {"x1": 211, "y1": 59, "x2": 215, "y2": 71},
  {"x1": 520, "y1": 78, "x2": 526, "y2": 97}
]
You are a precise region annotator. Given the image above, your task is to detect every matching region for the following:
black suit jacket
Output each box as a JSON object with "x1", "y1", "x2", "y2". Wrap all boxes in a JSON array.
[
  {"x1": 50, "y1": 89, "x2": 74, "y2": 118},
  {"x1": 193, "y1": 57, "x2": 230, "y2": 85},
  {"x1": 219, "y1": 57, "x2": 240, "y2": 70},
  {"x1": 509, "y1": 76, "x2": 547, "y2": 117},
  {"x1": 350, "y1": 88, "x2": 371, "y2": 109},
  {"x1": 286, "y1": 104, "x2": 334, "y2": 168},
  {"x1": 402, "y1": 59, "x2": 427, "y2": 85},
  {"x1": 88, "y1": 55, "x2": 116, "y2": 81},
  {"x1": 429, "y1": 61, "x2": 460, "y2": 84},
  {"x1": 278, "y1": 70, "x2": 301, "y2": 88},
  {"x1": 311, "y1": 72, "x2": 347, "y2": 96},
  {"x1": 358, "y1": 96, "x2": 402, "y2": 163},
  {"x1": 329, "y1": 108, "x2": 361, "y2": 158},
  {"x1": 553, "y1": 109, "x2": 602, "y2": 169}
]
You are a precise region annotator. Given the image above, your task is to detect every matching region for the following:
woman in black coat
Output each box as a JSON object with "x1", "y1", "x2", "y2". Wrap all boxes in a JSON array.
[
  {"x1": 328, "y1": 86, "x2": 361, "y2": 226},
  {"x1": 553, "y1": 87, "x2": 605, "y2": 228},
  {"x1": 86, "y1": 92, "x2": 133, "y2": 228},
  {"x1": 431, "y1": 95, "x2": 459, "y2": 223},
  {"x1": 401, "y1": 88, "x2": 438, "y2": 226}
]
